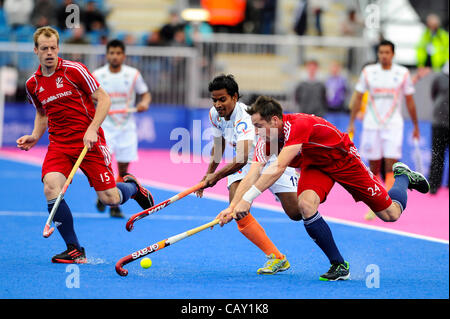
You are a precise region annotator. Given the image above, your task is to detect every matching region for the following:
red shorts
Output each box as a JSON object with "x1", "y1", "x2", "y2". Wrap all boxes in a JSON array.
[
  {"x1": 42, "y1": 143, "x2": 116, "y2": 191},
  {"x1": 297, "y1": 151, "x2": 392, "y2": 212}
]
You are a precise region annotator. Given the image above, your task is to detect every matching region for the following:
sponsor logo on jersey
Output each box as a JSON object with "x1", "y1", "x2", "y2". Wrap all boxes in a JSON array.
[
  {"x1": 56, "y1": 77, "x2": 64, "y2": 89},
  {"x1": 235, "y1": 120, "x2": 250, "y2": 135},
  {"x1": 42, "y1": 90, "x2": 73, "y2": 105}
]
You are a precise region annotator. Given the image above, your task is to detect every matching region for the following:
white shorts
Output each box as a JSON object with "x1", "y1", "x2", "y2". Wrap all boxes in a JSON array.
[
  {"x1": 102, "y1": 127, "x2": 138, "y2": 163},
  {"x1": 227, "y1": 163, "x2": 298, "y2": 195},
  {"x1": 360, "y1": 127, "x2": 403, "y2": 160}
]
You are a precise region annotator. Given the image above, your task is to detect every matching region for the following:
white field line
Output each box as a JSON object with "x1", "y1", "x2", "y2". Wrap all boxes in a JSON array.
[{"x1": 0, "y1": 153, "x2": 448, "y2": 245}]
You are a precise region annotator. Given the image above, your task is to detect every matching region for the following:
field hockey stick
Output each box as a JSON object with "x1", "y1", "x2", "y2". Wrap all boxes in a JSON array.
[
  {"x1": 125, "y1": 181, "x2": 207, "y2": 231},
  {"x1": 116, "y1": 218, "x2": 220, "y2": 276},
  {"x1": 108, "y1": 108, "x2": 138, "y2": 115},
  {"x1": 43, "y1": 146, "x2": 88, "y2": 238}
]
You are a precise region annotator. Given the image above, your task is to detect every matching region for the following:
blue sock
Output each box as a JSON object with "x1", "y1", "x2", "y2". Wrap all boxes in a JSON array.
[
  {"x1": 303, "y1": 212, "x2": 345, "y2": 265},
  {"x1": 116, "y1": 182, "x2": 137, "y2": 204},
  {"x1": 388, "y1": 174, "x2": 409, "y2": 212},
  {"x1": 48, "y1": 199, "x2": 80, "y2": 250}
]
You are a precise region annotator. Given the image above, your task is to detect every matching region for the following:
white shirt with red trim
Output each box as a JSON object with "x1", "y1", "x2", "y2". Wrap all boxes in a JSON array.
[
  {"x1": 355, "y1": 63, "x2": 415, "y2": 130},
  {"x1": 209, "y1": 101, "x2": 256, "y2": 160},
  {"x1": 93, "y1": 64, "x2": 148, "y2": 131}
]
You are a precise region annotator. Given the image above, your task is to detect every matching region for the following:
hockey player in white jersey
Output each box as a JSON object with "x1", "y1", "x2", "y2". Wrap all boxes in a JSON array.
[
  {"x1": 196, "y1": 74, "x2": 301, "y2": 274},
  {"x1": 93, "y1": 39, "x2": 152, "y2": 218},
  {"x1": 348, "y1": 40, "x2": 420, "y2": 220}
]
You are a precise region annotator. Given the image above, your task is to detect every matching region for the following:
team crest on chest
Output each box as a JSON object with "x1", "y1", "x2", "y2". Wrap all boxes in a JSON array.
[{"x1": 56, "y1": 77, "x2": 64, "y2": 89}]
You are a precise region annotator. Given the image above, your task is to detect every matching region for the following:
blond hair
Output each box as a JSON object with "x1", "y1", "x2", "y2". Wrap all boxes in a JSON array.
[{"x1": 33, "y1": 26, "x2": 60, "y2": 48}]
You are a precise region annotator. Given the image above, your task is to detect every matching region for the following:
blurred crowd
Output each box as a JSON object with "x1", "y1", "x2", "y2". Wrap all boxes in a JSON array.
[
  {"x1": 0, "y1": 0, "x2": 448, "y2": 190},
  {"x1": 0, "y1": 1, "x2": 447, "y2": 98},
  {"x1": 0, "y1": 0, "x2": 381, "y2": 47}
]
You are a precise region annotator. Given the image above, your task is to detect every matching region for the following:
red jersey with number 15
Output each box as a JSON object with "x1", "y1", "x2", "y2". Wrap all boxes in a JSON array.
[
  {"x1": 254, "y1": 113, "x2": 354, "y2": 169},
  {"x1": 25, "y1": 57, "x2": 105, "y2": 147}
]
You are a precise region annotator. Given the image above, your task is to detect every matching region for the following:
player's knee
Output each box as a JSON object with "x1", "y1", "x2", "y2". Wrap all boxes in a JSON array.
[
  {"x1": 386, "y1": 211, "x2": 401, "y2": 222},
  {"x1": 43, "y1": 182, "x2": 60, "y2": 199},
  {"x1": 98, "y1": 190, "x2": 120, "y2": 206},
  {"x1": 298, "y1": 197, "x2": 318, "y2": 218},
  {"x1": 376, "y1": 208, "x2": 400, "y2": 222}
]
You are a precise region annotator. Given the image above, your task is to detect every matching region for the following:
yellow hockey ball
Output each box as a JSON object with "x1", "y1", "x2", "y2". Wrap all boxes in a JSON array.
[{"x1": 140, "y1": 257, "x2": 152, "y2": 269}]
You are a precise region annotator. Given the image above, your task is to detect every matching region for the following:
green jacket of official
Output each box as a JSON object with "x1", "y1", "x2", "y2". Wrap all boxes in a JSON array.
[{"x1": 416, "y1": 28, "x2": 449, "y2": 72}]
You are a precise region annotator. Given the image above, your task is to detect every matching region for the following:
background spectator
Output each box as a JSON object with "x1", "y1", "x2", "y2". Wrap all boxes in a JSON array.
[
  {"x1": 65, "y1": 25, "x2": 89, "y2": 45},
  {"x1": 83, "y1": 0, "x2": 107, "y2": 32},
  {"x1": 294, "y1": 60, "x2": 328, "y2": 117},
  {"x1": 244, "y1": 0, "x2": 277, "y2": 34},
  {"x1": 428, "y1": 61, "x2": 449, "y2": 194},
  {"x1": 293, "y1": 0, "x2": 307, "y2": 36},
  {"x1": 31, "y1": 0, "x2": 56, "y2": 28},
  {"x1": 341, "y1": 8, "x2": 363, "y2": 37},
  {"x1": 159, "y1": 8, "x2": 185, "y2": 45},
  {"x1": 3, "y1": 0, "x2": 34, "y2": 30},
  {"x1": 325, "y1": 61, "x2": 348, "y2": 113},
  {"x1": 416, "y1": 14, "x2": 449, "y2": 73},
  {"x1": 310, "y1": 0, "x2": 326, "y2": 36},
  {"x1": 341, "y1": 8, "x2": 364, "y2": 73},
  {"x1": 145, "y1": 30, "x2": 162, "y2": 47},
  {"x1": 184, "y1": 21, "x2": 213, "y2": 46}
]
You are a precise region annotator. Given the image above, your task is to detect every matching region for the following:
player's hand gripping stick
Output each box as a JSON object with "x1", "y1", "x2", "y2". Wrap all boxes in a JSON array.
[
  {"x1": 125, "y1": 181, "x2": 207, "y2": 231},
  {"x1": 116, "y1": 218, "x2": 220, "y2": 276},
  {"x1": 43, "y1": 146, "x2": 88, "y2": 238}
]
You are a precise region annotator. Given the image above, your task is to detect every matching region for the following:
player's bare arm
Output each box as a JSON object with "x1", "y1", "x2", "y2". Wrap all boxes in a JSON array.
[
  {"x1": 84, "y1": 87, "x2": 111, "y2": 149},
  {"x1": 200, "y1": 138, "x2": 252, "y2": 195},
  {"x1": 216, "y1": 160, "x2": 265, "y2": 224},
  {"x1": 209, "y1": 139, "x2": 251, "y2": 182},
  {"x1": 405, "y1": 94, "x2": 420, "y2": 139},
  {"x1": 16, "y1": 109, "x2": 48, "y2": 151},
  {"x1": 136, "y1": 92, "x2": 151, "y2": 112},
  {"x1": 196, "y1": 136, "x2": 225, "y2": 197},
  {"x1": 348, "y1": 91, "x2": 364, "y2": 134}
]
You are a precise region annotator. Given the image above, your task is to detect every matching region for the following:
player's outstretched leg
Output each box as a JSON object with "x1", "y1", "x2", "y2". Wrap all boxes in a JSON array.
[
  {"x1": 379, "y1": 162, "x2": 430, "y2": 222},
  {"x1": 122, "y1": 173, "x2": 155, "y2": 210},
  {"x1": 393, "y1": 162, "x2": 430, "y2": 193}
]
